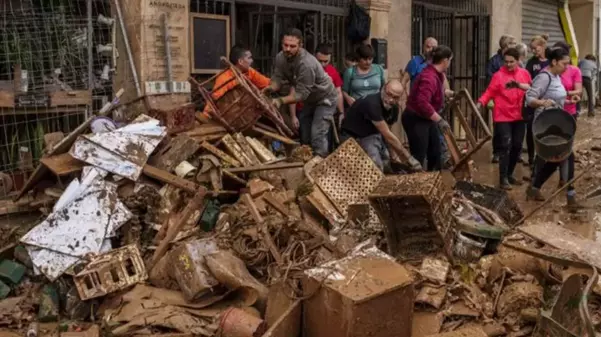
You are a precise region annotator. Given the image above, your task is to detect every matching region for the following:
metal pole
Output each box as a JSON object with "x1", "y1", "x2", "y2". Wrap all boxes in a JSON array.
[
  {"x1": 87, "y1": 0, "x2": 93, "y2": 118},
  {"x1": 114, "y1": 0, "x2": 142, "y2": 97},
  {"x1": 162, "y1": 13, "x2": 173, "y2": 92}
]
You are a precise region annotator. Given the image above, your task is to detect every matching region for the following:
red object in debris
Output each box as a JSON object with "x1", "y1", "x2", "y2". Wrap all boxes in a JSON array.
[{"x1": 219, "y1": 307, "x2": 267, "y2": 337}]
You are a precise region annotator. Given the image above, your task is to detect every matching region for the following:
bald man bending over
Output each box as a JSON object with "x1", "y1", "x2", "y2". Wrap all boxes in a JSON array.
[{"x1": 340, "y1": 80, "x2": 422, "y2": 172}]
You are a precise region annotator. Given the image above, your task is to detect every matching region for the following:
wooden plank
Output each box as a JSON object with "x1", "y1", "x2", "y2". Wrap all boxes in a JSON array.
[
  {"x1": 252, "y1": 126, "x2": 299, "y2": 145},
  {"x1": 40, "y1": 153, "x2": 85, "y2": 176},
  {"x1": 143, "y1": 164, "x2": 197, "y2": 193},
  {"x1": 200, "y1": 141, "x2": 241, "y2": 168},
  {"x1": 184, "y1": 124, "x2": 227, "y2": 136},
  {"x1": 225, "y1": 162, "x2": 304, "y2": 174},
  {"x1": 221, "y1": 134, "x2": 254, "y2": 167},
  {"x1": 0, "y1": 90, "x2": 15, "y2": 108},
  {"x1": 234, "y1": 133, "x2": 261, "y2": 165},
  {"x1": 246, "y1": 137, "x2": 276, "y2": 162},
  {"x1": 49, "y1": 90, "x2": 92, "y2": 107},
  {"x1": 241, "y1": 193, "x2": 283, "y2": 264},
  {"x1": 150, "y1": 186, "x2": 207, "y2": 270}
]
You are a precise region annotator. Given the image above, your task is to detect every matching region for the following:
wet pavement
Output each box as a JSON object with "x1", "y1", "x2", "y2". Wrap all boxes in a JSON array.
[{"x1": 468, "y1": 112, "x2": 601, "y2": 233}]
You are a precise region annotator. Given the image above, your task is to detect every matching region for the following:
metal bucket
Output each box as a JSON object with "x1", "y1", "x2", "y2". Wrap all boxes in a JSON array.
[{"x1": 532, "y1": 108, "x2": 576, "y2": 163}]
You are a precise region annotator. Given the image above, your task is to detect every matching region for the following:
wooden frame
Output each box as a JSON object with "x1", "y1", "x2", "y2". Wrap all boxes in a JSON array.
[{"x1": 190, "y1": 13, "x2": 231, "y2": 74}]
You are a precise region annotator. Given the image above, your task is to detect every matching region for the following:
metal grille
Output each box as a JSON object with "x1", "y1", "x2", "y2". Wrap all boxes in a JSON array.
[
  {"x1": 411, "y1": 3, "x2": 490, "y2": 103},
  {"x1": 414, "y1": 0, "x2": 489, "y2": 15},
  {"x1": 192, "y1": 1, "x2": 347, "y2": 76},
  {"x1": 0, "y1": 0, "x2": 112, "y2": 199}
]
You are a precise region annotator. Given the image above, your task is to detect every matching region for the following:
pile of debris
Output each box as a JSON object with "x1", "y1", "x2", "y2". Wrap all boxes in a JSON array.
[{"x1": 1, "y1": 94, "x2": 601, "y2": 337}]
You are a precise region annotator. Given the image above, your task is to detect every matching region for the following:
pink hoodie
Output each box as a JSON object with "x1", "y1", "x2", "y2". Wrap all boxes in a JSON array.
[{"x1": 478, "y1": 66, "x2": 532, "y2": 122}]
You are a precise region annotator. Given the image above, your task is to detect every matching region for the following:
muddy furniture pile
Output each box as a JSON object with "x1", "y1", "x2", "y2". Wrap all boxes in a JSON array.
[{"x1": 0, "y1": 83, "x2": 601, "y2": 337}]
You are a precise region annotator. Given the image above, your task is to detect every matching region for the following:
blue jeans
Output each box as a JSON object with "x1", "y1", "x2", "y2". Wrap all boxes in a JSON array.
[
  {"x1": 340, "y1": 132, "x2": 389, "y2": 171},
  {"x1": 299, "y1": 103, "x2": 336, "y2": 157}
]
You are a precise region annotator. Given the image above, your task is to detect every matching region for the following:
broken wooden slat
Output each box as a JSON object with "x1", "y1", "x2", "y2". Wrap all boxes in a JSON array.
[
  {"x1": 200, "y1": 141, "x2": 241, "y2": 168},
  {"x1": 150, "y1": 187, "x2": 207, "y2": 270},
  {"x1": 234, "y1": 133, "x2": 261, "y2": 165},
  {"x1": 241, "y1": 194, "x2": 283, "y2": 264},
  {"x1": 184, "y1": 124, "x2": 227, "y2": 137},
  {"x1": 246, "y1": 137, "x2": 276, "y2": 162},
  {"x1": 143, "y1": 165, "x2": 198, "y2": 193},
  {"x1": 221, "y1": 134, "x2": 254, "y2": 166},
  {"x1": 263, "y1": 194, "x2": 291, "y2": 217},
  {"x1": 223, "y1": 170, "x2": 247, "y2": 185},
  {"x1": 40, "y1": 153, "x2": 85, "y2": 176},
  {"x1": 306, "y1": 186, "x2": 345, "y2": 226},
  {"x1": 225, "y1": 162, "x2": 304, "y2": 174},
  {"x1": 252, "y1": 126, "x2": 299, "y2": 146}
]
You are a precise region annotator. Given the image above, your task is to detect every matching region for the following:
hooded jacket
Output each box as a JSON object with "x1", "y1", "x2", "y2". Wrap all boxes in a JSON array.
[{"x1": 478, "y1": 65, "x2": 532, "y2": 122}]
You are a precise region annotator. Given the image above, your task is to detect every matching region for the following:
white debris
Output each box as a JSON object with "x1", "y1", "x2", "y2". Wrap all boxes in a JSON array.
[
  {"x1": 70, "y1": 114, "x2": 166, "y2": 180},
  {"x1": 20, "y1": 167, "x2": 132, "y2": 280}
]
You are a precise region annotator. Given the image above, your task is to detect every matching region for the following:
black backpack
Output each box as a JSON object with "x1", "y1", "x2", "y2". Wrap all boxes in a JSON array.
[{"x1": 346, "y1": 0, "x2": 371, "y2": 42}]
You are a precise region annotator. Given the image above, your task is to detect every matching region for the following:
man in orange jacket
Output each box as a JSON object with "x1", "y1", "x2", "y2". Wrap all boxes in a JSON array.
[{"x1": 202, "y1": 45, "x2": 270, "y2": 117}]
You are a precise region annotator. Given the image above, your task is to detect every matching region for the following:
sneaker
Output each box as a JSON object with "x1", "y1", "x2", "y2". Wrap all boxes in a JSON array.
[
  {"x1": 526, "y1": 187, "x2": 545, "y2": 201},
  {"x1": 508, "y1": 176, "x2": 523, "y2": 186},
  {"x1": 500, "y1": 178, "x2": 512, "y2": 190},
  {"x1": 491, "y1": 154, "x2": 499, "y2": 163}
]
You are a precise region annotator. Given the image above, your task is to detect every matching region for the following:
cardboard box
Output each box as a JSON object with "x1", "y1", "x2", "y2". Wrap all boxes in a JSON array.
[{"x1": 302, "y1": 246, "x2": 414, "y2": 337}]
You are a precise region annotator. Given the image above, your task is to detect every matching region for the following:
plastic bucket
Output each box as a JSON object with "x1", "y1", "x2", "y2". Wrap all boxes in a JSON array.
[
  {"x1": 219, "y1": 307, "x2": 267, "y2": 337},
  {"x1": 532, "y1": 108, "x2": 576, "y2": 163}
]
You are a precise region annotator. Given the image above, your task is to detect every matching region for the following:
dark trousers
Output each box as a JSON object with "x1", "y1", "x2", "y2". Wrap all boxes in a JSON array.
[
  {"x1": 583, "y1": 76, "x2": 594, "y2": 114},
  {"x1": 402, "y1": 111, "x2": 442, "y2": 171},
  {"x1": 525, "y1": 115, "x2": 535, "y2": 166},
  {"x1": 532, "y1": 154, "x2": 575, "y2": 193},
  {"x1": 492, "y1": 122, "x2": 501, "y2": 155},
  {"x1": 496, "y1": 121, "x2": 526, "y2": 182}
]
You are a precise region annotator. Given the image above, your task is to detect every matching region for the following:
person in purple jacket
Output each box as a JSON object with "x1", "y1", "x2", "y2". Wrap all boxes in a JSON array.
[{"x1": 402, "y1": 45, "x2": 453, "y2": 171}]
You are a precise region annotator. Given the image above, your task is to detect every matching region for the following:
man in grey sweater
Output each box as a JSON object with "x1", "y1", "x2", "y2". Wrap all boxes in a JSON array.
[
  {"x1": 579, "y1": 54, "x2": 597, "y2": 116},
  {"x1": 263, "y1": 28, "x2": 338, "y2": 157}
]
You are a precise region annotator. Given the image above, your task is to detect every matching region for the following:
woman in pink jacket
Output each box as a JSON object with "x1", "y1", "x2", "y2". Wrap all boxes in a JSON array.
[{"x1": 477, "y1": 48, "x2": 532, "y2": 189}]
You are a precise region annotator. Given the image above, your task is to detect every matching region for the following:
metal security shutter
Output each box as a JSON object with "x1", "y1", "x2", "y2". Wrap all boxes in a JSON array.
[{"x1": 522, "y1": 0, "x2": 565, "y2": 46}]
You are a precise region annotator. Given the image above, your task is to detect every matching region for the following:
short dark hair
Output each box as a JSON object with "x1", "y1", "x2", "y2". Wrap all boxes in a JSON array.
[
  {"x1": 546, "y1": 47, "x2": 570, "y2": 62},
  {"x1": 503, "y1": 47, "x2": 520, "y2": 61},
  {"x1": 585, "y1": 54, "x2": 597, "y2": 61},
  {"x1": 431, "y1": 45, "x2": 453, "y2": 64},
  {"x1": 356, "y1": 44, "x2": 374, "y2": 59},
  {"x1": 283, "y1": 28, "x2": 303, "y2": 42},
  {"x1": 553, "y1": 41, "x2": 572, "y2": 53},
  {"x1": 229, "y1": 44, "x2": 249, "y2": 64},
  {"x1": 315, "y1": 43, "x2": 332, "y2": 56},
  {"x1": 345, "y1": 52, "x2": 358, "y2": 62}
]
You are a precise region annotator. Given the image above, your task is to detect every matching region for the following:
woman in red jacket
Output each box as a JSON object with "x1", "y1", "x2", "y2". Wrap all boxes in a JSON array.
[{"x1": 477, "y1": 48, "x2": 532, "y2": 189}]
